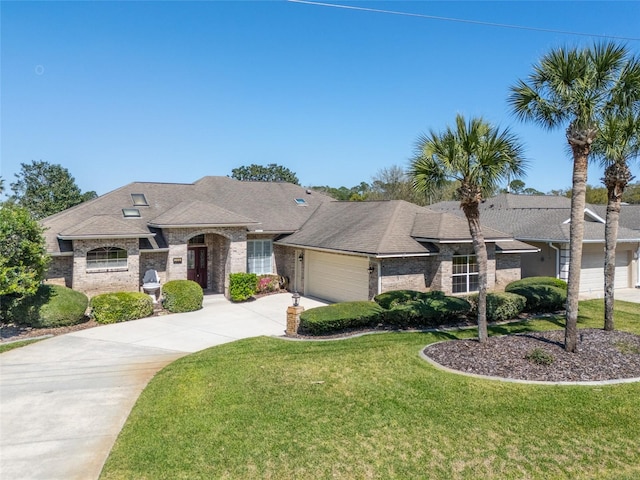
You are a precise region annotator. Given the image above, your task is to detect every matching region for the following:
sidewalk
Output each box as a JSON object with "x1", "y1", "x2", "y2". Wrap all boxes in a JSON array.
[{"x1": 0, "y1": 293, "x2": 327, "y2": 480}]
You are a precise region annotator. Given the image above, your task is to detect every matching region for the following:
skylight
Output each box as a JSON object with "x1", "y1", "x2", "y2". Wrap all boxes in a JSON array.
[
  {"x1": 131, "y1": 193, "x2": 148, "y2": 206},
  {"x1": 294, "y1": 198, "x2": 307, "y2": 206},
  {"x1": 122, "y1": 208, "x2": 141, "y2": 218}
]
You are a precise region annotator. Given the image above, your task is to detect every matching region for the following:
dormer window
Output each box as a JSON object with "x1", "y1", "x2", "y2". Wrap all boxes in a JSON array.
[
  {"x1": 123, "y1": 208, "x2": 141, "y2": 218},
  {"x1": 294, "y1": 198, "x2": 307, "y2": 206},
  {"x1": 131, "y1": 194, "x2": 148, "y2": 206}
]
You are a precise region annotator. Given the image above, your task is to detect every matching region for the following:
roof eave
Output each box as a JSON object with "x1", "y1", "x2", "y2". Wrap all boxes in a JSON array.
[
  {"x1": 147, "y1": 222, "x2": 258, "y2": 229},
  {"x1": 58, "y1": 233, "x2": 156, "y2": 240}
]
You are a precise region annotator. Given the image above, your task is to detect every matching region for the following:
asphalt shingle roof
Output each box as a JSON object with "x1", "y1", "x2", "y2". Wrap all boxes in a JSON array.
[{"x1": 429, "y1": 194, "x2": 640, "y2": 243}]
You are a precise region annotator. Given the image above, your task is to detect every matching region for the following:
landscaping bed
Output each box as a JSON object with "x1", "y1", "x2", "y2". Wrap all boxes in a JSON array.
[{"x1": 424, "y1": 328, "x2": 640, "y2": 382}]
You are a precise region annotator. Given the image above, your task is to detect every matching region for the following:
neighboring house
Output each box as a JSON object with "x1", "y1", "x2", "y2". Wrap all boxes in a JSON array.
[
  {"x1": 430, "y1": 194, "x2": 640, "y2": 296},
  {"x1": 41, "y1": 176, "x2": 535, "y2": 303}
]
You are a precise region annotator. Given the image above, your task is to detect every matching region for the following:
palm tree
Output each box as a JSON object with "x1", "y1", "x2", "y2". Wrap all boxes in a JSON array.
[
  {"x1": 592, "y1": 112, "x2": 640, "y2": 330},
  {"x1": 508, "y1": 42, "x2": 640, "y2": 352},
  {"x1": 410, "y1": 114, "x2": 526, "y2": 343}
]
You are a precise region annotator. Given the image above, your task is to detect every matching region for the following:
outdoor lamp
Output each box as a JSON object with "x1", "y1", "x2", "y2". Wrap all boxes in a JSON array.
[{"x1": 292, "y1": 291, "x2": 301, "y2": 307}]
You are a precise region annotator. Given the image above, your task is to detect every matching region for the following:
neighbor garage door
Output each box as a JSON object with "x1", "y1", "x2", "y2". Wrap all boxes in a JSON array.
[
  {"x1": 580, "y1": 244, "x2": 630, "y2": 293},
  {"x1": 306, "y1": 251, "x2": 370, "y2": 303}
]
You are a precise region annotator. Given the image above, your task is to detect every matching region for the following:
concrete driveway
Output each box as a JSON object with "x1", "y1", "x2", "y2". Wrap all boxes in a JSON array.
[{"x1": 0, "y1": 294, "x2": 327, "y2": 480}]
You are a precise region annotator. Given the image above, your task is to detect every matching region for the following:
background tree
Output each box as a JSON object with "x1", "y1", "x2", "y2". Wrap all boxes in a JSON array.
[
  {"x1": 411, "y1": 114, "x2": 527, "y2": 343},
  {"x1": 0, "y1": 177, "x2": 5, "y2": 196},
  {"x1": 231, "y1": 163, "x2": 299, "y2": 184},
  {"x1": 591, "y1": 112, "x2": 640, "y2": 330},
  {"x1": 622, "y1": 181, "x2": 640, "y2": 203},
  {"x1": 508, "y1": 42, "x2": 640, "y2": 352},
  {"x1": 0, "y1": 203, "x2": 49, "y2": 320},
  {"x1": 10, "y1": 160, "x2": 97, "y2": 219}
]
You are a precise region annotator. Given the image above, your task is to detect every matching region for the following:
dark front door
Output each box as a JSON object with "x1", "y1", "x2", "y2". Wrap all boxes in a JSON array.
[{"x1": 187, "y1": 246, "x2": 207, "y2": 289}]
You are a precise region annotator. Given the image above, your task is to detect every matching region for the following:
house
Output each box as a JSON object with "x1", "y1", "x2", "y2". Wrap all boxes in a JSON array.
[
  {"x1": 430, "y1": 194, "x2": 640, "y2": 296},
  {"x1": 41, "y1": 176, "x2": 536, "y2": 303}
]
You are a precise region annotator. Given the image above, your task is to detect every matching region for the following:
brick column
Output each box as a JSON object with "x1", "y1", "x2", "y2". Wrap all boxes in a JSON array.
[{"x1": 286, "y1": 305, "x2": 304, "y2": 336}]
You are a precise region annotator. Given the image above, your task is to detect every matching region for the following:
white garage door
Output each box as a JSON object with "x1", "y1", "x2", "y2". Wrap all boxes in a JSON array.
[
  {"x1": 306, "y1": 251, "x2": 370, "y2": 303},
  {"x1": 580, "y1": 245, "x2": 630, "y2": 293}
]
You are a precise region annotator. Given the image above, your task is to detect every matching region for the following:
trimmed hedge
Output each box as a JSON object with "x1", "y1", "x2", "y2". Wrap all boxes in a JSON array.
[
  {"x1": 299, "y1": 301, "x2": 384, "y2": 335},
  {"x1": 229, "y1": 273, "x2": 258, "y2": 302},
  {"x1": 90, "y1": 292, "x2": 154, "y2": 324},
  {"x1": 505, "y1": 276, "x2": 568, "y2": 292},
  {"x1": 373, "y1": 290, "x2": 444, "y2": 309},
  {"x1": 381, "y1": 296, "x2": 471, "y2": 328},
  {"x1": 506, "y1": 284, "x2": 567, "y2": 312},
  {"x1": 467, "y1": 292, "x2": 527, "y2": 322},
  {"x1": 8, "y1": 284, "x2": 88, "y2": 328},
  {"x1": 162, "y1": 280, "x2": 203, "y2": 313}
]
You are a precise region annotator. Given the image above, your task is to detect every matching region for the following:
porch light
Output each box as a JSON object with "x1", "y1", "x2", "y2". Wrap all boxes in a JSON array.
[
  {"x1": 292, "y1": 291, "x2": 301, "y2": 307},
  {"x1": 368, "y1": 265, "x2": 374, "y2": 274},
  {"x1": 298, "y1": 253, "x2": 304, "y2": 262}
]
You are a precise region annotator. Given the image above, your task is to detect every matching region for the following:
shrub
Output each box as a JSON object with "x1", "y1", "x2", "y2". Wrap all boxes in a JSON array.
[
  {"x1": 467, "y1": 292, "x2": 527, "y2": 323},
  {"x1": 162, "y1": 280, "x2": 203, "y2": 313},
  {"x1": 90, "y1": 292, "x2": 154, "y2": 324},
  {"x1": 505, "y1": 276, "x2": 567, "y2": 292},
  {"x1": 506, "y1": 285, "x2": 567, "y2": 312},
  {"x1": 299, "y1": 301, "x2": 384, "y2": 335},
  {"x1": 525, "y1": 348, "x2": 554, "y2": 366},
  {"x1": 256, "y1": 275, "x2": 281, "y2": 295},
  {"x1": 8, "y1": 284, "x2": 88, "y2": 328},
  {"x1": 373, "y1": 290, "x2": 446, "y2": 309},
  {"x1": 374, "y1": 290, "x2": 470, "y2": 329},
  {"x1": 229, "y1": 273, "x2": 258, "y2": 302}
]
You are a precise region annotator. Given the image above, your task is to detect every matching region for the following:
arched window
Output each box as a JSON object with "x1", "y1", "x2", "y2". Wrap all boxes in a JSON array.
[{"x1": 86, "y1": 247, "x2": 127, "y2": 270}]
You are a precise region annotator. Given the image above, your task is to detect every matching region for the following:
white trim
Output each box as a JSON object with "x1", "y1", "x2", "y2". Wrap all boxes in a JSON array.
[{"x1": 562, "y1": 208, "x2": 606, "y2": 225}]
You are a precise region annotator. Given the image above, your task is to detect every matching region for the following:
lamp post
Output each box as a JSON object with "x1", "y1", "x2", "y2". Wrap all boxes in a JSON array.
[{"x1": 286, "y1": 291, "x2": 304, "y2": 336}]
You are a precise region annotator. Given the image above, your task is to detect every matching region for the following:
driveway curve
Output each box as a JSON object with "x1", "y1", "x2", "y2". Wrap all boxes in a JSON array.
[{"x1": 0, "y1": 294, "x2": 327, "y2": 480}]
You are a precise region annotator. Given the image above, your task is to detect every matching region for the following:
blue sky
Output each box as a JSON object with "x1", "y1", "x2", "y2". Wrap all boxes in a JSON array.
[{"x1": 2, "y1": 1, "x2": 639, "y2": 197}]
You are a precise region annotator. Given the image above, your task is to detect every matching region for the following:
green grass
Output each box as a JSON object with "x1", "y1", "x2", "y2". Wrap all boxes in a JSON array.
[
  {"x1": 101, "y1": 300, "x2": 640, "y2": 480},
  {"x1": 0, "y1": 338, "x2": 46, "y2": 353}
]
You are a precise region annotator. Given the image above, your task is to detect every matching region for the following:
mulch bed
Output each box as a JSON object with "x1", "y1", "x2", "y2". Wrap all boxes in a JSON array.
[{"x1": 424, "y1": 329, "x2": 640, "y2": 382}]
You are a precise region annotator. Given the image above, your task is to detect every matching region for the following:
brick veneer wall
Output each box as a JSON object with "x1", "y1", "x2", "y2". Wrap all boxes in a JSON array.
[
  {"x1": 379, "y1": 257, "x2": 434, "y2": 293},
  {"x1": 495, "y1": 254, "x2": 521, "y2": 289},
  {"x1": 45, "y1": 255, "x2": 73, "y2": 288},
  {"x1": 72, "y1": 238, "x2": 140, "y2": 297}
]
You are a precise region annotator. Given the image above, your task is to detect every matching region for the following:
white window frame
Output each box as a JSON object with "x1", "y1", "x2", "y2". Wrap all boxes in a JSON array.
[
  {"x1": 247, "y1": 239, "x2": 273, "y2": 275},
  {"x1": 451, "y1": 254, "x2": 479, "y2": 294},
  {"x1": 86, "y1": 247, "x2": 128, "y2": 271}
]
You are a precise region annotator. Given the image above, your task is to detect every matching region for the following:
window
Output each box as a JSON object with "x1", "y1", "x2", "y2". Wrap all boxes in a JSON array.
[
  {"x1": 294, "y1": 198, "x2": 307, "y2": 206},
  {"x1": 131, "y1": 193, "x2": 148, "y2": 206},
  {"x1": 452, "y1": 255, "x2": 479, "y2": 294},
  {"x1": 247, "y1": 240, "x2": 272, "y2": 275},
  {"x1": 188, "y1": 234, "x2": 205, "y2": 245},
  {"x1": 122, "y1": 208, "x2": 140, "y2": 218},
  {"x1": 87, "y1": 247, "x2": 127, "y2": 270}
]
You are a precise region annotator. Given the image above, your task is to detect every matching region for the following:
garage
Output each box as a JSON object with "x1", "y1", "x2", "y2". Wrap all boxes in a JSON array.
[
  {"x1": 580, "y1": 244, "x2": 630, "y2": 293},
  {"x1": 305, "y1": 250, "x2": 370, "y2": 303}
]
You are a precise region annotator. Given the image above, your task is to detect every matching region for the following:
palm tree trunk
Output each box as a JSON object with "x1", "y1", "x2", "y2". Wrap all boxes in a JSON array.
[
  {"x1": 462, "y1": 202, "x2": 488, "y2": 343},
  {"x1": 565, "y1": 141, "x2": 590, "y2": 352},
  {"x1": 603, "y1": 194, "x2": 620, "y2": 330},
  {"x1": 603, "y1": 162, "x2": 631, "y2": 331}
]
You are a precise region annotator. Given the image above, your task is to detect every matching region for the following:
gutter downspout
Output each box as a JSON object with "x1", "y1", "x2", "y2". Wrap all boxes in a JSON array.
[{"x1": 548, "y1": 242, "x2": 560, "y2": 280}]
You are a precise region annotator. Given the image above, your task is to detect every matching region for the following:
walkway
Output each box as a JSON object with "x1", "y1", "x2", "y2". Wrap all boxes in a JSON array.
[{"x1": 0, "y1": 294, "x2": 327, "y2": 480}]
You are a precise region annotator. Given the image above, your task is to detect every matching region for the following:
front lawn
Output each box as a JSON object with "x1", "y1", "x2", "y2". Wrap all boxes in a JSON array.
[{"x1": 101, "y1": 300, "x2": 640, "y2": 479}]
